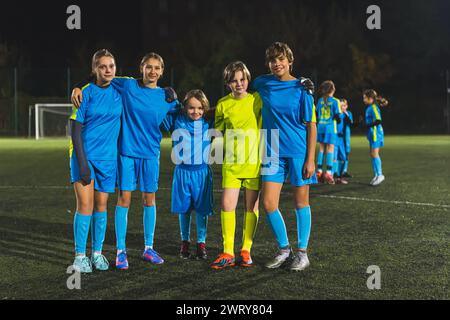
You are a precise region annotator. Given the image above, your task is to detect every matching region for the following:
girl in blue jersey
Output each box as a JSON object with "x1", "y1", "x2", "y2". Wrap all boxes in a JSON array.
[
  {"x1": 340, "y1": 99, "x2": 353, "y2": 178},
  {"x1": 315, "y1": 81, "x2": 341, "y2": 185},
  {"x1": 253, "y1": 42, "x2": 317, "y2": 271},
  {"x1": 72, "y1": 53, "x2": 179, "y2": 270},
  {"x1": 70, "y1": 49, "x2": 123, "y2": 273},
  {"x1": 363, "y1": 89, "x2": 388, "y2": 186},
  {"x1": 333, "y1": 99, "x2": 350, "y2": 184},
  {"x1": 161, "y1": 90, "x2": 214, "y2": 260}
]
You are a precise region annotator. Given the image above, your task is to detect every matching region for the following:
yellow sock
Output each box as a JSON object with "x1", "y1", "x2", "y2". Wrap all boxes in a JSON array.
[
  {"x1": 221, "y1": 210, "x2": 236, "y2": 256},
  {"x1": 242, "y1": 210, "x2": 259, "y2": 252}
]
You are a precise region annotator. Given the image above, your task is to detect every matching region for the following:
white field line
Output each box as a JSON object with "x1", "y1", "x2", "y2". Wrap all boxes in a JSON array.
[{"x1": 1, "y1": 185, "x2": 449, "y2": 209}]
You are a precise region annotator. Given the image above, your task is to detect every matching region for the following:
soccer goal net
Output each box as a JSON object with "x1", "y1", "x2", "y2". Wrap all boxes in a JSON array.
[{"x1": 30, "y1": 104, "x2": 73, "y2": 140}]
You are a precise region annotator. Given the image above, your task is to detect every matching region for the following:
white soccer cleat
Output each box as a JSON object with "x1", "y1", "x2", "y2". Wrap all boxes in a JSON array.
[
  {"x1": 372, "y1": 175, "x2": 385, "y2": 186},
  {"x1": 369, "y1": 176, "x2": 378, "y2": 185}
]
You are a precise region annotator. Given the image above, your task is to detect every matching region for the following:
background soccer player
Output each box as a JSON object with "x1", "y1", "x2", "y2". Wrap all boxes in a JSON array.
[
  {"x1": 210, "y1": 61, "x2": 262, "y2": 269},
  {"x1": 333, "y1": 99, "x2": 350, "y2": 184},
  {"x1": 363, "y1": 89, "x2": 388, "y2": 186},
  {"x1": 71, "y1": 53, "x2": 179, "y2": 269},
  {"x1": 70, "y1": 49, "x2": 123, "y2": 273},
  {"x1": 253, "y1": 42, "x2": 317, "y2": 271},
  {"x1": 340, "y1": 99, "x2": 353, "y2": 178},
  {"x1": 315, "y1": 80, "x2": 341, "y2": 185},
  {"x1": 161, "y1": 90, "x2": 214, "y2": 260}
]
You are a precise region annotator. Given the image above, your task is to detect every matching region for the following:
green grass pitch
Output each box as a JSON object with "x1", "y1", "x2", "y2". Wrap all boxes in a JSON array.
[{"x1": 0, "y1": 135, "x2": 449, "y2": 299}]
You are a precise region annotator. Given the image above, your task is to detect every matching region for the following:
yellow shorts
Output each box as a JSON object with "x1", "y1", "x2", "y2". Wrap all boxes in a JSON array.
[{"x1": 222, "y1": 175, "x2": 260, "y2": 191}]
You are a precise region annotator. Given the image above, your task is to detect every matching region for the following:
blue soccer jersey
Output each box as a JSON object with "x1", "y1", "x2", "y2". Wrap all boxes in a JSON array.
[
  {"x1": 110, "y1": 77, "x2": 179, "y2": 159},
  {"x1": 316, "y1": 97, "x2": 341, "y2": 134},
  {"x1": 253, "y1": 74, "x2": 316, "y2": 158},
  {"x1": 70, "y1": 83, "x2": 123, "y2": 160},
  {"x1": 365, "y1": 104, "x2": 384, "y2": 144},
  {"x1": 161, "y1": 112, "x2": 212, "y2": 168}
]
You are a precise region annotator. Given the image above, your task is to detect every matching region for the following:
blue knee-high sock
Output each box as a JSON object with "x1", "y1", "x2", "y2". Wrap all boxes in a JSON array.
[
  {"x1": 374, "y1": 157, "x2": 382, "y2": 176},
  {"x1": 91, "y1": 211, "x2": 107, "y2": 253},
  {"x1": 196, "y1": 213, "x2": 208, "y2": 244},
  {"x1": 179, "y1": 213, "x2": 191, "y2": 242},
  {"x1": 295, "y1": 207, "x2": 311, "y2": 250},
  {"x1": 338, "y1": 161, "x2": 345, "y2": 177},
  {"x1": 332, "y1": 160, "x2": 338, "y2": 175},
  {"x1": 266, "y1": 209, "x2": 289, "y2": 249},
  {"x1": 371, "y1": 158, "x2": 377, "y2": 176},
  {"x1": 74, "y1": 212, "x2": 92, "y2": 255},
  {"x1": 326, "y1": 152, "x2": 334, "y2": 173},
  {"x1": 317, "y1": 151, "x2": 324, "y2": 171},
  {"x1": 115, "y1": 206, "x2": 128, "y2": 251},
  {"x1": 343, "y1": 159, "x2": 349, "y2": 173},
  {"x1": 143, "y1": 205, "x2": 156, "y2": 248}
]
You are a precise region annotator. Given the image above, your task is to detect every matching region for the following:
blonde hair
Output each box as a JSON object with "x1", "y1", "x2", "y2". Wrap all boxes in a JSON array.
[
  {"x1": 265, "y1": 42, "x2": 294, "y2": 68},
  {"x1": 183, "y1": 89, "x2": 210, "y2": 113},
  {"x1": 91, "y1": 49, "x2": 115, "y2": 73},
  {"x1": 223, "y1": 61, "x2": 251, "y2": 85}
]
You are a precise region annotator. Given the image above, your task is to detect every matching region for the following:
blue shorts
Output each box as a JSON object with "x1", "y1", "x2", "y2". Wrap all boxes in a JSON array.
[
  {"x1": 118, "y1": 154, "x2": 159, "y2": 193},
  {"x1": 261, "y1": 157, "x2": 318, "y2": 187},
  {"x1": 335, "y1": 136, "x2": 347, "y2": 161},
  {"x1": 369, "y1": 140, "x2": 384, "y2": 149},
  {"x1": 317, "y1": 124, "x2": 336, "y2": 145},
  {"x1": 171, "y1": 165, "x2": 214, "y2": 216},
  {"x1": 70, "y1": 154, "x2": 117, "y2": 193},
  {"x1": 367, "y1": 126, "x2": 384, "y2": 149}
]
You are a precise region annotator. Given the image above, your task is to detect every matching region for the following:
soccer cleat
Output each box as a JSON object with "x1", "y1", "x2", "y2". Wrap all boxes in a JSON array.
[
  {"x1": 196, "y1": 242, "x2": 208, "y2": 260},
  {"x1": 73, "y1": 255, "x2": 93, "y2": 273},
  {"x1": 369, "y1": 176, "x2": 378, "y2": 186},
  {"x1": 289, "y1": 250, "x2": 310, "y2": 271},
  {"x1": 342, "y1": 172, "x2": 352, "y2": 178},
  {"x1": 323, "y1": 172, "x2": 335, "y2": 185},
  {"x1": 336, "y1": 177, "x2": 349, "y2": 185},
  {"x1": 371, "y1": 175, "x2": 385, "y2": 186},
  {"x1": 179, "y1": 241, "x2": 191, "y2": 259},
  {"x1": 238, "y1": 250, "x2": 254, "y2": 267},
  {"x1": 91, "y1": 253, "x2": 109, "y2": 271},
  {"x1": 265, "y1": 248, "x2": 292, "y2": 269},
  {"x1": 316, "y1": 171, "x2": 323, "y2": 183},
  {"x1": 143, "y1": 248, "x2": 164, "y2": 264},
  {"x1": 116, "y1": 251, "x2": 129, "y2": 270},
  {"x1": 210, "y1": 253, "x2": 235, "y2": 269}
]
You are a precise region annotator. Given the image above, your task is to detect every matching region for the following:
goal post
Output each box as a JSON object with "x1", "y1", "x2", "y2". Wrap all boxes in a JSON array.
[{"x1": 31, "y1": 103, "x2": 74, "y2": 140}]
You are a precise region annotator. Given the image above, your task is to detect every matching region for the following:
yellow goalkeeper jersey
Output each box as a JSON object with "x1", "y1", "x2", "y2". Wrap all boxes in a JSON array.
[{"x1": 215, "y1": 92, "x2": 262, "y2": 178}]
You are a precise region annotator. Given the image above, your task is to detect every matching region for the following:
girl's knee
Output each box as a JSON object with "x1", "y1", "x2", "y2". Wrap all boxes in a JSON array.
[{"x1": 263, "y1": 199, "x2": 278, "y2": 213}]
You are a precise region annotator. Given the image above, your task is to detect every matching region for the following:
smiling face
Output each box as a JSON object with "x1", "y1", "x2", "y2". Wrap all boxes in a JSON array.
[
  {"x1": 185, "y1": 97, "x2": 204, "y2": 121},
  {"x1": 141, "y1": 58, "x2": 163, "y2": 87},
  {"x1": 268, "y1": 54, "x2": 292, "y2": 80},
  {"x1": 94, "y1": 56, "x2": 116, "y2": 86},
  {"x1": 228, "y1": 70, "x2": 249, "y2": 99},
  {"x1": 341, "y1": 101, "x2": 348, "y2": 112}
]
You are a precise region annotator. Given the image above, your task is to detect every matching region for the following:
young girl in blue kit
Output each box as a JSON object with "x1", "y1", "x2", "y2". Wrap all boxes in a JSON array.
[
  {"x1": 161, "y1": 90, "x2": 214, "y2": 260},
  {"x1": 363, "y1": 89, "x2": 388, "y2": 186},
  {"x1": 70, "y1": 49, "x2": 123, "y2": 273},
  {"x1": 253, "y1": 42, "x2": 317, "y2": 272}
]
